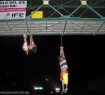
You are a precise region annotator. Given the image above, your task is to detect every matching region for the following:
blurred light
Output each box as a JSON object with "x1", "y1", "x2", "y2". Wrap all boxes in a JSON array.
[
  {"x1": 81, "y1": 0, "x2": 87, "y2": 5},
  {"x1": 51, "y1": 91, "x2": 53, "y2": 94},
  {"x1": 46, "y1": 78, "x2": 48, "y2": 81},
  {"x1": 43, "y1": 0, "x2": 49, "y2": 5},
  {"x1": 55, "y1": 88, "x2": 60, "y2": 90},
  {"x1": 43, "y1": 75, "x2": 48, "y2": 82},
  {"x1": 34, "y1": 87, "x2": 43, "y2": 90},
  {"x1": 38, "y1": 87, "x2": 43, "y2": 90},
  {"x1": 55, "y1": 88, "x2": 60, "y2": 93},
  {"x1": 34, "y1": 87, "x2": 38, "y2": 90}
]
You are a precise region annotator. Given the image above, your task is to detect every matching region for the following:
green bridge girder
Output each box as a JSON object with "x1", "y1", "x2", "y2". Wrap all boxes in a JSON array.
[
  {"x1": 0, "y1": 0, "x2": 105, "y2": 36},
  {"x1": 0, "y1": 18, "x2": 105, "y2": 36}
]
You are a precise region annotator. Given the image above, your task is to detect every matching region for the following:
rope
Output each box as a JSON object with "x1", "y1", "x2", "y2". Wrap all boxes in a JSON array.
[
  {"x1": 25, "y1": 18, "x2": 31, "y2": 36},
  {"x1": 60, "y1": 20, "x2": 63, "y2": 46},
  {"x1": 29, "y1": 18, "x2": 31, "y2": 36},
  {"x1": 61, "y1": 35, "x2": 63, "y2": 46}
]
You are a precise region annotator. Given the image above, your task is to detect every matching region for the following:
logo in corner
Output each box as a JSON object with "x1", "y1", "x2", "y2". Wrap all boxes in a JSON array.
[{"x1": 6, "y1": 13, "x2": 10, "y2": 16}]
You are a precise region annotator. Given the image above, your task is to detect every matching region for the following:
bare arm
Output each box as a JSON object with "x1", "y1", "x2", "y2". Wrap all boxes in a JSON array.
[
  {"x1": 24, "y1": 36, "x2": 27, "y2": 43},
  {"x1": 30, "y1": 35, "x2": 37, "y2": 47},
  {"x1": 22, "y1": 33, "x2": 28, "y2": 51},
  {"x1": 60, "y1": 46, "x2": 65, "y2": 58}
]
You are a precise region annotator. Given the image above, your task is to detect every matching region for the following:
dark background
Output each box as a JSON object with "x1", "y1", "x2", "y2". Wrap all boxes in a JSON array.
[{"x1": 0, "y1": 35, "x2": 105, "y2": 92}]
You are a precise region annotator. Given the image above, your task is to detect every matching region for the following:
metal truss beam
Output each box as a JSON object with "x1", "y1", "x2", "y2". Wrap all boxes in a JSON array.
[
  {"x1": 86, "y1": 5, "x2": 103, "y2": 18},
  {"x1": 0, "y1": 18, "x2": 105, "y2": 36},
  {"x1": 5, "y1": 19, "x2": 14, "y2": 36},
  {"x1": 27, "y1": 0, "x2": 105, "y2": 19},
  {"x1": 27, "y1": 5, "x2": 105, "y2": 8},
  {"x1": 80, "y1": 19, "x2": 87, "y2": 33},
  {"x1": 68, "y1": 20, "x2": 94, "y2": 35},
  {"x1": 95, "y1": 21, "x2": 105, "y2": 34},
  {"x1": 69, "y1": 5, "x2": 82, "y2": 17},
  {"x1": 29, "y1": 4, "x2": 44, "y2": 17},
  {"x1": 0, "y1": 0, "x2": 105, "y2": 36}
]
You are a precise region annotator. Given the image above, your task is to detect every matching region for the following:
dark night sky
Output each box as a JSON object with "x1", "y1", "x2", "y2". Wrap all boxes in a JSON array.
[{"x1": 0, "y1": 35, "x2": 105, "y2": 91}]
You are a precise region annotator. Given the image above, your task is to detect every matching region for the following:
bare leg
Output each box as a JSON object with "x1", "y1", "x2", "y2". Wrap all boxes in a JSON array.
[
  {"x1": 23, "y1": 33, "x2": 28, "y2": 54},
  {"x1": 23, "y1": 33, "x2": 27, "y2": 43},
  {"x1": 62, "y1": 82, "x2": 65, "y2": 90},
  {"x1": 64, "y1": 80, "x2": 68, "y2": 93},
  {"x1": 30, "y1": 35, "x2": 34, "y2": 44},
  {"x1": 64, "y1": 84, "x2": 68, "y2": 93},
  {"x1": 65, "y1": 84, "x2": 68, "y2": 89},
  {"x1": 29, "y1": 35, "x2": 37, "y2": 48},
  {"x1": 61, "y1": 82, "x2": 65, "y2": 94}
]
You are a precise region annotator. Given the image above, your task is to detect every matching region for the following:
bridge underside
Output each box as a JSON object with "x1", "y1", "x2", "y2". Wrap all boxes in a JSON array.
[
  {"x1": 0, "y1": 18, "x2": 105, "y2": 36},
  {"x1": 0, "y1": 0, "x2": 105, "y2": 36}
]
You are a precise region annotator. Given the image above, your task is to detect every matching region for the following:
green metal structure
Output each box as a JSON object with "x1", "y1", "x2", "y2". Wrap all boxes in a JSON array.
[{"x1": 0, "y1": 0, "x2": 105, "y2": 36}]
